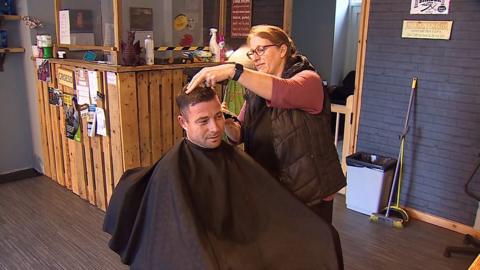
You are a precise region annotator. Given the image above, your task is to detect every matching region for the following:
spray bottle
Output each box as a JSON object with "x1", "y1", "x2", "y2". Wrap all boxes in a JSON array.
[{"x1": 209, "y1": 28, "x2": 220, "y2": 62}]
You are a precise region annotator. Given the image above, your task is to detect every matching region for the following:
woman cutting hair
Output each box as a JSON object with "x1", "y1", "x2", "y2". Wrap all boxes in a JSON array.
[{"x1": 186, "y1": 25, "x2": 345, "y2": 224}]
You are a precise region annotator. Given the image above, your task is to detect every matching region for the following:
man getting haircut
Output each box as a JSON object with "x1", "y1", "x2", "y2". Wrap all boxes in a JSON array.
[{"x1": 104, "y1": 86, "x2": 342, "y2": 270}]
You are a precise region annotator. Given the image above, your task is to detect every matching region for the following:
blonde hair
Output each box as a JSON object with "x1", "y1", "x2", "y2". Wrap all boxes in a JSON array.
[
  {"x1": 227, "y1": 45, "x2": 254, "y2": 69},
  {"x1": 247, "y1": 25, "x2": 297, "y2": 61}
]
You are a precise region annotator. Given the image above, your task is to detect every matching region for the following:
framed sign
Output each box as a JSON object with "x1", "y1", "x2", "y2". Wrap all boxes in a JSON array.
[
  {"x1": 130, "y1": 7, "x2": 153, "y2": 31},
  {"x1": 231, "y1": 0, "x2": 251, "y2": 38},
  {"x1": 402, "y1": 20, "x2": 453, "y2": 40}
]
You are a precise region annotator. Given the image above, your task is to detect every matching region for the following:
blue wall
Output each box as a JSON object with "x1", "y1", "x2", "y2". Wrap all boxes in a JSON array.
[{"x1": 357, "y1": 0, "x2": 480, "y2": 225}]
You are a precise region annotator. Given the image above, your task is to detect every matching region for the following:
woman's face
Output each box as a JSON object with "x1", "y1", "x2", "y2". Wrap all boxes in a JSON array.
[{"x1": 248, "y1": 36, "x2": 286, "y2": 76}]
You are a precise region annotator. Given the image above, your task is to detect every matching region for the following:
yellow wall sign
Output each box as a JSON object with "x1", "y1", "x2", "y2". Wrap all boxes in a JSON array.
[
  {"x1": 57, "y1": 68, "x2": 75, "y2": 88},
  {"x1": 402, "y1": 20, "x2": 453, "y2": 40}
]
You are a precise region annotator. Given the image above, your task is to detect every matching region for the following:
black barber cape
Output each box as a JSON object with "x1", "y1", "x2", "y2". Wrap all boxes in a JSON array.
[{"x1": 104, "y1": 139, "x2": 340, "y2": 270}]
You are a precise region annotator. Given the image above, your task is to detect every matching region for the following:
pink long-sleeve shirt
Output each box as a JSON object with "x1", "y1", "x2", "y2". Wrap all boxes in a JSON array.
[{"x1": 238, "y1": 70, "x2": 324, "y2": 122}]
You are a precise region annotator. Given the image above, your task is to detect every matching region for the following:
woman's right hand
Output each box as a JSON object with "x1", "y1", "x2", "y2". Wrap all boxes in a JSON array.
[
  {"x1": 224, "y1": 118, "x2": 241, "y2": 144},
  {"x1": 186, "y1": 64, "x2": 235, "y2": 94}
]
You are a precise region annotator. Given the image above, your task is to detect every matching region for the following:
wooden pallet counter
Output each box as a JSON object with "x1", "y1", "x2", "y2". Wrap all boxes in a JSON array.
[{"x1": 35, "y1": 60, "x2": 218, "y2": 210}]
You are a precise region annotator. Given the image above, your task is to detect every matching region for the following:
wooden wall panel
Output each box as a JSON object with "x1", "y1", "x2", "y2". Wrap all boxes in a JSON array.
[
  {"x1": 58, "y1": 99, "x2": 72, "y2": 190},
  {"x1": 101, "y1": 72, "x2": 114, "y2": 205},
  {"x1": 160, "y1": 71, "x2": 174, "y2": 154},
  {"x1": 72, "y1": 139, "x2": 88, "y2": 200},
  {"x1": 106, "y1": 72, "x2": 124, "y2": 186},
  {"x1": 82, "y1": 120, "x2": 96, "y2": 205},
  {"x1": 149, "y1": 71, "x2": 162, "y2": 162},
  {"x1": 50, "y1": 106, "x2": 65, "y2": 186},
  {"x1": 35, "y1": 79, "x2": 51, "y2": 178},
  {"x1": 42, "y1": 82, "x2": 56, "y2": 181},
  {"x1": 172, "y1": 70, "x2": 184, "y2": 142},
  {"x1": 137, "y1": 72, "x2": 152, "y2": 167},
  {"x1": 118, "y1": 73, "x2": 141, "y2": 171}
]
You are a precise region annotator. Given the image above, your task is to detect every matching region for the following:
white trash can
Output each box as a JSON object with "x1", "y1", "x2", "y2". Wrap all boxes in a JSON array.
[{"x1": 345, "y1": 152, "x2": 396, "y2": 215}]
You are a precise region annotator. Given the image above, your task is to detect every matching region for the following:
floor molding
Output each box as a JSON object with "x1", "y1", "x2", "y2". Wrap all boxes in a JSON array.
[
  {"x1": 406, "y1": 207, "x2": 480, "y2": 238},
  {"x1": 0, "y1": 168, "x2": 41, "y2": 184}
]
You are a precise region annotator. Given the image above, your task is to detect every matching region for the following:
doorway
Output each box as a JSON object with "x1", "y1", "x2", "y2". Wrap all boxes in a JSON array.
[{"x1": 286, "y1": 0, "x2": 369, "y2": 156}]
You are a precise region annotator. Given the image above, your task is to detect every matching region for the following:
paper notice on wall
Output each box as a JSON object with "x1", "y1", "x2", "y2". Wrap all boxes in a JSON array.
[
  {"x1": 59, "y1": 10, "x2": 71, "y2": 44},
  {"x1": 75, "y1": 69, "x2": 90, "y2": 106},
  {"x1": 87, "y1": 104, "x2": 97, "y2": 137},
  {"x1": 410, "y1": 0, "x2": 450, "y2": 14},
  {"x1": 95, "y1": 107, "x2": 107, "y2": 136},
  {"x1": 87, "y1": 70, "x2": 99, "y2": 105},
  {"x1": 106, "y1": 72, "x2": 117, "y2": 86}
]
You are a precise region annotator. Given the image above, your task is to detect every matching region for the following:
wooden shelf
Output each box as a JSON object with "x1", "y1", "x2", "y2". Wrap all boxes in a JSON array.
[
  {"x1": 58, "y1": 44, "x2": 117, "y2": 52},
  {"x1": 0, "y1": 48, "x2": 25, "y2": 53},
  {"x1": 0, "y1": 15, "x2": 22, "y2": 21}
]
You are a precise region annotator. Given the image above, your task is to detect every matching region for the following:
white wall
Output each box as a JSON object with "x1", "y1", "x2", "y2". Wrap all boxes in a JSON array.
[
  {"x1": 0, "y1": 0, "x2": 53, "y2": 174},
  {"x1": 331, "y1": 0, "x2": 349, "y2": 85},
  {"x1": 291, "y1": 0, "x2": 360, "y2": 86},
  {"x1": 343, "y1": 3, "x2": 361, "y2": 78},
  {"x1": 291, "y1": 0, "x2": 336, "y2": 83}
]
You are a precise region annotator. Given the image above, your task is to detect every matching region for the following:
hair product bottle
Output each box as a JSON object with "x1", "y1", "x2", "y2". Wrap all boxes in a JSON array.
[{"x1": 145, "y1": 35, "x2": 154, "y2": 65}]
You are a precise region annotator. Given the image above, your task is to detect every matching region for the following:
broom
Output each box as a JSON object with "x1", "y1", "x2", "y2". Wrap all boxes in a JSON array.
[{"x1": 369, "y1": 77, "x2": 417, "y2": 228}]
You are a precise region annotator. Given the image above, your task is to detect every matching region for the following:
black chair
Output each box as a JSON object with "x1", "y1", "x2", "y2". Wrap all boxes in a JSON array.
[
  {"x1": 328, "y1": 71, "x2": 355, "y2": 138},
  {"x1": 444, "y1": 158, "x2": 480, "y2": 257}
]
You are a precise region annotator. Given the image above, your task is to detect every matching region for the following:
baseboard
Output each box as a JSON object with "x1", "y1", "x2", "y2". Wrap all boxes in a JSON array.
[
  {"x1": 0, "y1": 168, "x2": 42, "y2": 184},
  {"x1": 406, "y1": 207, "x2": 480, "y2": 238}
]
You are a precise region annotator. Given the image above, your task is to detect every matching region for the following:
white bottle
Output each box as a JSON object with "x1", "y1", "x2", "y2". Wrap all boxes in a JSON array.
[
  {"x1": 209, "y1": 28, "x2": 221, "y2": 62},
  {"x1": 145, "y1": 35, "x2": 154, "y2": 65}
]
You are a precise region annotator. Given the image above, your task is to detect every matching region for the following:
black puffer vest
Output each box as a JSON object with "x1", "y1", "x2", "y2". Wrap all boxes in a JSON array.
[{"x1": 243, "y1": 55, "x2": 346, "y2": 206}]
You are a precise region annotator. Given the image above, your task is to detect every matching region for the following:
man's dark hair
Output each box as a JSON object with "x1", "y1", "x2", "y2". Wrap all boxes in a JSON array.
[{"x1": 176, "y1": 87, "x2": 217, "y2": 117}]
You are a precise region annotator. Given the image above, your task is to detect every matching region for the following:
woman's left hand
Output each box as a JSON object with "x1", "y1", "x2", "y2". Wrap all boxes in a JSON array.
[{"x1": 186, "y1": 64, "x2": 235, "y2": 94}]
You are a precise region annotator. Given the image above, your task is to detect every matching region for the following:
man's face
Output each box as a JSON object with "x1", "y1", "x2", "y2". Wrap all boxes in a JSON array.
[{"x1": 178, "y1": 97, "x2": 225, "y2": 149}]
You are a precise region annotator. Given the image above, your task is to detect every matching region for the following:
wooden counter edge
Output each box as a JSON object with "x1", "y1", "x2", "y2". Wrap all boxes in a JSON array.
[{"x1": 44, "y1": 58, "x2": 219, "y2": 72}]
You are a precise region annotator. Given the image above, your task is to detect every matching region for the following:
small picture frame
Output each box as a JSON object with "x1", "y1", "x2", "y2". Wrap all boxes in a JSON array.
[
  {"x1": 130, "y1": 7, "x2": 153, "y2": 31},
  {"x1": 69, "y1": 9, "x2": 94, "y2": 33}
]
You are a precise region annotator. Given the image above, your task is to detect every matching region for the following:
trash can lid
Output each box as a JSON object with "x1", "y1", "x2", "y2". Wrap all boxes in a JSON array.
[{"x1": 346, "y1": 152, "x2": 397, "y2": 171}]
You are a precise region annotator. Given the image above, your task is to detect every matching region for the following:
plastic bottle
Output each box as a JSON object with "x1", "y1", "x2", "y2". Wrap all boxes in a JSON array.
[
  {"x1": 209, "y1": 28, "x2": 220, "y2": 62},
  {"x1": 145, "y1": 35, "x2": 154, "y2": 65},
  {"x1": 218, "y1": 34, "x2": 226, "y2": 63}
]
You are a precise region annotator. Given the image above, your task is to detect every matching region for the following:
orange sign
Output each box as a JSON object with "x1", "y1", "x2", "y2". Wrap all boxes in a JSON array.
[{"x1": 57, "y1": 68, "x2": 75, "y2": 88}]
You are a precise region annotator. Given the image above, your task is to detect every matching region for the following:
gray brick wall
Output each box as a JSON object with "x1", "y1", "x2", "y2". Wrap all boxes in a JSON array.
[{"x1": 356, "y1": 0, "x2": 480, "y2": 225}]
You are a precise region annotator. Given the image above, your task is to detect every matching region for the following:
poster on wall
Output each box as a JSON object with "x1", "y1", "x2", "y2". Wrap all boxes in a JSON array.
[
  {"x1": 63, "y1": 93, "x2": 81, "y2": 142},
  {"x1": 36, "y1": 59, "x2": 51, "y2": 82},
  {"x1": 74, "y1": 68, "x2": 91, "y2": 106},
  {"x1": 48, "y1": 87, "x2": 63, "y2": 106},
  {"x1": 410, "y1": 0, "x2": 450, "y2": 14},
  {"x1": 231, "y1": 0, "x2": 251, "y2": 38}
]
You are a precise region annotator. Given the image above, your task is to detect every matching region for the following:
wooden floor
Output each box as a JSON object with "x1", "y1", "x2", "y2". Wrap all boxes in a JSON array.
[
  {"x1": 0, "y1": 175, "x2": 475, "y2": 270},
  {"x1": 0, "y1": 176, "x2": 127, "y2": 270}
]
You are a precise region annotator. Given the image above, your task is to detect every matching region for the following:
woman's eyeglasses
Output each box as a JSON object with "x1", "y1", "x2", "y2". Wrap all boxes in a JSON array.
[{"x1": 246, "y1": 44, "x2": 279, "y2": 60}]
